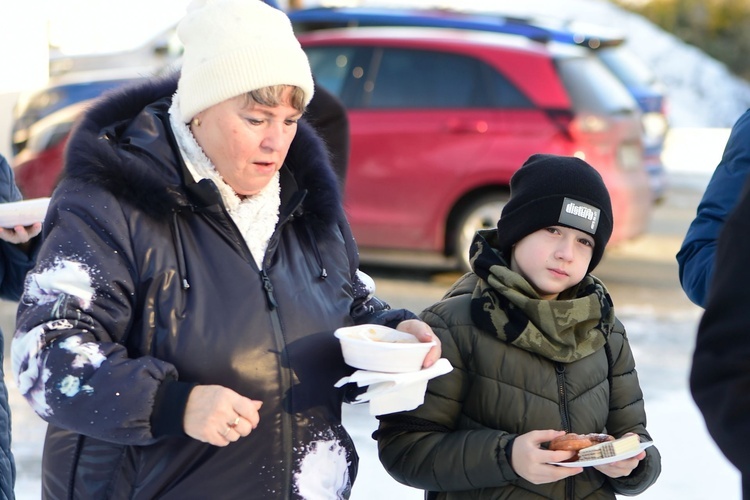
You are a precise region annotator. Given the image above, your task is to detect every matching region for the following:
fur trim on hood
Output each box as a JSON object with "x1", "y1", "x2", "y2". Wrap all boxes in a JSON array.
[{"x1": 62, "y1": 72, "x2": 343, "y2": 225}]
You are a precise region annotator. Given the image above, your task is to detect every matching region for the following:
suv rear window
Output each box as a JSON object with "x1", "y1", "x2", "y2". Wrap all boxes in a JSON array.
[
  {"x1": 555, "y1": 55, "x2": 638, "y2": 114},
  {"x1": 305, "y1": 45, "x2": 533, "y2": 110},
  {"x1": 596, "y1": 45, "x2": 660, "y2": 88}
]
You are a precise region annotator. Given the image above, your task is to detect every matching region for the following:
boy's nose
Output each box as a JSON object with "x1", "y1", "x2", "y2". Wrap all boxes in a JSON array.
[{"x1": 554, "y1": 240, "x2": 575, "y2": 261}]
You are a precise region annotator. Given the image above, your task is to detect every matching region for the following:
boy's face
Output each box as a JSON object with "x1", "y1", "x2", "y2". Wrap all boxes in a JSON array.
[{"x1": 510, "y1": 225, "x2": 594, "y2": 300}]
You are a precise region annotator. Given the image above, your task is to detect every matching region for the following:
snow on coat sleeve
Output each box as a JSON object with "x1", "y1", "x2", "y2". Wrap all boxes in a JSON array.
[{"x1": 11, "y1": 186, "x2": 179, "y2": 446}]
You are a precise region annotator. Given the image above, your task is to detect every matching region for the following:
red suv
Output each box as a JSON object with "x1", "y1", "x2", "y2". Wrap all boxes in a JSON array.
[{"x1": 299, "y1": 27, "x2": 652, "y2": 271}]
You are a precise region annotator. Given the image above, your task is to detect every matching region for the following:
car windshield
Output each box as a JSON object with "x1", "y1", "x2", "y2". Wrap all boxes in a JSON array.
[
  {"x1": 596, "y1": 45, "x2": 659, "y2": 89},
  {"x1": 555, "y1": 54, "x2": 638, "y2": 114}
]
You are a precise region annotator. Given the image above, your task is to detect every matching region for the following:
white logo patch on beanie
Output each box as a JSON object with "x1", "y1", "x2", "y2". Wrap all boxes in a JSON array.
[{"x1": 558, "y1": 197, "x2": 600, "y2": 234}]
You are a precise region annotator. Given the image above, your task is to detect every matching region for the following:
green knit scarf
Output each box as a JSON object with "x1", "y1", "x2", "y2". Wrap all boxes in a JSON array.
[{"x1": 470, "y1": 231, "x2": 615, "y2": 363}]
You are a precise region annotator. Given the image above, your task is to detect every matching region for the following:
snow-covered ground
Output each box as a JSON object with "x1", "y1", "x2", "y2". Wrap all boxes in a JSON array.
[{"x1": 5, "y1": 0, "x2": 750, "y2": 498}]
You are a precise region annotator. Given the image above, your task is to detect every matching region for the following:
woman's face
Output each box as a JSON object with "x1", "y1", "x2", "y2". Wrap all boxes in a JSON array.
[{"x1": 191, "y1": 87, "x2": 302, "y2": 196}]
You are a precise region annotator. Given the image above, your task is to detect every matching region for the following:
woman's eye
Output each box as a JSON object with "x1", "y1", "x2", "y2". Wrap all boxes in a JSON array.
[{"x1": 246, "y1": 118, "x2": 263, "y2": 126}]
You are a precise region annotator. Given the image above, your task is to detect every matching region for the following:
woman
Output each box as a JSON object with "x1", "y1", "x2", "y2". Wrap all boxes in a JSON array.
[{"x1": 10, "y1": 1, "x2": 438, "y2": 498}]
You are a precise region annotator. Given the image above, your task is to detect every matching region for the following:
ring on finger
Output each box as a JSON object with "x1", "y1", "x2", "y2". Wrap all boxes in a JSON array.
[
  {"x1": 221, "y1": 426, "x2": 231, "y2": 438},
  {"x1": 229, "y1": 417, "x2": 240, "y2": 428}
]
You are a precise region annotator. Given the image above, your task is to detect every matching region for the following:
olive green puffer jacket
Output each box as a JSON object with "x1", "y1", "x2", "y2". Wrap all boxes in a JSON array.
[{"x1": 376, "y1": 231, "x2": 661, "y2": 499}]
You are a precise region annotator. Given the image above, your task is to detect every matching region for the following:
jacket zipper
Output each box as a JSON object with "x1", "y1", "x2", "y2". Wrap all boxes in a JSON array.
[
  {"x1": 200, "y1": 183, "x2": 307, "y2": 498},
  {"x1": 260, "y1": 268, "x2": 292, "y2": 497},
  {"x1": 556, "y1": 363, "x2": 570, "y2": 432},
  {"x1": 171, "y1": 212, "x2": 190, "y2": 290},
  {"x1": 256, "y1": 193, "x2": 306, "y2": 499},
  {"x1": 556, "y1": 363, "x2": 574, "y2": 500},
  {"x1": 260, "y1": 270, "x2": 278, "y2": 310}
]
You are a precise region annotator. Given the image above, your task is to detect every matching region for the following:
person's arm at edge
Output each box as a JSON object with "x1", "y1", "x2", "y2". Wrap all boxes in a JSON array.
[
  {"x1": 690, "y1": 169, "x2": 750, "y2": 487},
  {"x1": 676, "y1": 108, "x2": 750, "y2": 306}
]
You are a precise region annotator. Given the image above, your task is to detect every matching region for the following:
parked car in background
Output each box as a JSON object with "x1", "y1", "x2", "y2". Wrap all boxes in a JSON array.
[
  {"x1": 47, "y1": 25, "x2": 181, "y2": 78},
  {"x1": 298, "y1": 27, "x2": 652, "y2": 270},
  {"x1": 11, "y1": 68, "x2": 151, "y2": 156},
  {"x1": 288, "y1": 6, "x2": 669, "y2": 201},
  {"x1": 12, "y1": 101, "x2": 88, "y2": 199},
  {"x1": 12, "y1": 27, "x2": 653, "y2": 272}
]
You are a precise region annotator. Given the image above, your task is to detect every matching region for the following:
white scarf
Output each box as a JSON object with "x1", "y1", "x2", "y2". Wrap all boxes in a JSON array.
[{"x1": 168, "y1": 95, "x2": 280, "y2": 269}]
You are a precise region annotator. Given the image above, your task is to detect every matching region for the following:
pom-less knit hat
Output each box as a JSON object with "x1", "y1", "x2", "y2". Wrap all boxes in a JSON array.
[
  {"x1": 176, "y1": 0, "x2": 315, "y2": 122},
  {"x1": 496, "y1": 154, "x2": 614, "y2": 272}
]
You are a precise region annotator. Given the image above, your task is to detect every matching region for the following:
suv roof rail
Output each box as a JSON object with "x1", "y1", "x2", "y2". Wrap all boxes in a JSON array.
[{"x1": 288, "y1": 6, "x2": 626, "y2": 49}]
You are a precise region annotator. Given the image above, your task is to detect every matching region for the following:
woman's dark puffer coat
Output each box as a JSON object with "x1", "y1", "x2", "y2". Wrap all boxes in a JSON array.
[
  {"x1": 377, "y1": 231, "x2": 661, "y2": 499},
  {"x1": 11, "y1": 75, "x2": 414, "y2": 499}
]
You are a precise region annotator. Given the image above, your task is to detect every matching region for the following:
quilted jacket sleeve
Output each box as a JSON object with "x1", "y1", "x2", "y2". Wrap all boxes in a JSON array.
[
  {"x1": 11, "y1": 181, "x2": 181, "y2": 446},
  {"x1": 603, "y1": 321, "x2": 662, "y2": 494},
  {"x1": 0, "y1": 154, "x2": 38, "y2": 499},
  {"x1": 0, "y1": 154, "x2": 37, "y2": 302},
  {"x1": 376, "y1": 301, "x2": 518, "y2": 492},
  {"x1": 676, "y1": 108, "x2": 750, "y2": 307},
  {"x1": 339, "y1": 217, "x2": 418, "y2": 328}
]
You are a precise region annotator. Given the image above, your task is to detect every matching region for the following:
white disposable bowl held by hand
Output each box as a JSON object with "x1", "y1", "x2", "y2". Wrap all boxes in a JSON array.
[
  {"x1": 0, "y1": 198, "x2": 50, "y2": 228},
  {"x1": 334, "y1": 324, "x2": 436, "y2": 373}
]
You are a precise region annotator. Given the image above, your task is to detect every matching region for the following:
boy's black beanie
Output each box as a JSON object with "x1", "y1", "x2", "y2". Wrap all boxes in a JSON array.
[{"x1": 496, "y1": 154, "x2": 613, "y2": 272}]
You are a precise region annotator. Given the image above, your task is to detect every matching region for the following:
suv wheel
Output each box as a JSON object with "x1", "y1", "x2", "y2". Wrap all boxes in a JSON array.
[{"x1": 452, "y1": 193, "x2": 508, "y2": 273}]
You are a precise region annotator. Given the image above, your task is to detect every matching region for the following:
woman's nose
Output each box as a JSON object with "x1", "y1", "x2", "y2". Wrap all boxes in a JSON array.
[{"x1": 260, "y1": 123, "x2": 285, "y2": 151}]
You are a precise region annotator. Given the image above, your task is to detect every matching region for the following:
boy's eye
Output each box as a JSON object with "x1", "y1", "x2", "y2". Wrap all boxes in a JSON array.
[
  {"x1": 579, "y1": 238, "x2": 594, "y2": 247},
  {"x1": 284, "y1": 119, "x2": 299, "y2": 126}
]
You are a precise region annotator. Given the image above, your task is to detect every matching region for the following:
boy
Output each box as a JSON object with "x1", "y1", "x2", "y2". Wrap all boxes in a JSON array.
[{"x1": 375, "y1": 154, "x2": 661, "y2": 498}]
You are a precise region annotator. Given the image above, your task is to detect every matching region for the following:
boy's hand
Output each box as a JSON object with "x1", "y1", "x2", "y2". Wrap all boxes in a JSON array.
[
  {"x1": 594, "y1": 450, "x2": 645, "y2": 477},
  {"x1": 395, "y1": 319, "x2": 441, "y2": 368},
  {"x1": 512, "y1": 430, "x2": 583, "y2": 484},
  {"x1": 593, "y1": 432, "x2": 645, "y2": 478},
  {"x1": 594, "y1": 433, "x2": 646, "y2": 479}
]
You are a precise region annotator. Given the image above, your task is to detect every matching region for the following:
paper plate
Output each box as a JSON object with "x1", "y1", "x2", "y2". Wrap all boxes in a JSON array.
[
  {"x1": 550, "y1": 441, "x2": 654, "y2": 467},
  {"x1": 0, "y1": 198, "x2": 50, "y2": 228}
]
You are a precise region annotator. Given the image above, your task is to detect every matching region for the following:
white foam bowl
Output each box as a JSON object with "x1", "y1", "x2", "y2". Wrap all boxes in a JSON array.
[
  {"x1": 0, "y1": 198, "x2": 50, "y2": 228},
  {"x1": 334, "y1": 324, "x2": 435, "y2": 373}
]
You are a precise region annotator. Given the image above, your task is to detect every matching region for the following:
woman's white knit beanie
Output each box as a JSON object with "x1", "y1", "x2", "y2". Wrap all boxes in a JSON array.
[{"x1": 176, "y1": 0, "x2": 315, "y2": 122}]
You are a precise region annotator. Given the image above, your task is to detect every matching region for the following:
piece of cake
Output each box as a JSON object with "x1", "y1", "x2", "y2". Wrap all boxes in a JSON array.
[{"x1": 577, "y1": 434, "x2": 641, "y2": 461}]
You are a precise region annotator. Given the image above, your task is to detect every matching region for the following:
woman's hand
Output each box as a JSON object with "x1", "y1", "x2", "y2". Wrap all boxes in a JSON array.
[
  {"x1": 0, "y1": 222, "x2": 42, "y2": 246},
  {"x1": 184, "y1": 385, "x2": 263, "y2": 446},
  {"x1": 512, "y1": 430, "x2": 583, "y2": 484},
  {"x1": 395, "y1": 319, "x2": 441, "y2": 368}
]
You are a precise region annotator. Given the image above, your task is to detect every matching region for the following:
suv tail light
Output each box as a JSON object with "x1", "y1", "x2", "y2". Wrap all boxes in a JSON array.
[
  {"x1": 573, "y1": 113, "x2": 611, "y2": 134},
  {"x1": 545, "y1": 108, "x2": 575, "y2": 141},
  {"x1": 641, "y1": 111, "x2": 668, "y2": 147}
]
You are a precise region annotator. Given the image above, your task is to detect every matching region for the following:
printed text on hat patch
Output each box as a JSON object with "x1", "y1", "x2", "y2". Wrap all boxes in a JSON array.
[{"x1": 558, "y1": 197, "x2": 600, "y2": 234}]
